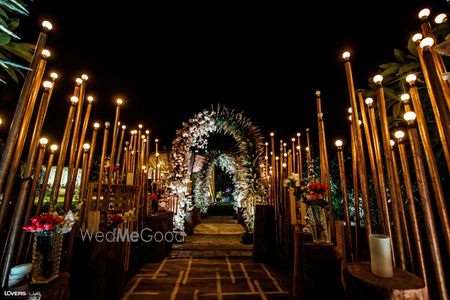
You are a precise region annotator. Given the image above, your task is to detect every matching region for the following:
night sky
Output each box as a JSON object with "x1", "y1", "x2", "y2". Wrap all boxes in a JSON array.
[{"x1": 10, "y1": 0, "x2": 449, "y2": 151}]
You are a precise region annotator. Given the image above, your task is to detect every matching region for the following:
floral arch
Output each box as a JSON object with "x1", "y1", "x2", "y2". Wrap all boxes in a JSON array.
[{"x1": 170, "y1": 105, "x2": 267, "y2": 232}]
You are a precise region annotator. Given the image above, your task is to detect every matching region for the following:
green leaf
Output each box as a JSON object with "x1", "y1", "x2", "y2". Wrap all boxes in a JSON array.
[
  {"x1": 0, "y1": 32, "x2": 10, "y2": 45},
  {"x1": 392, "y1": 102, "x2": 401, "y2": 118},
  {"x1": 394, "y1": 49, "x2": 406, "y2": 64},
  {"x1": 381, "y1": 66, "x2": 398, "y2": 78},
  {"x1": 0, "y1": 7, "x2": 9, "y2": 19},
  {"x1": 0, "y1": 0, "x2": 28, "y2": 16},
  {"x1": 379, "y1": 62, "x2": 399, "y2": 70},
  {"x1": 407, "y1": 38, "x2": 418, "y2": 57},
  {"x1": 0, "y1": 24, "x2": 20, "y2": 39},
  {"x1": 2, "y1": 42, "x2": 33, "y2": 61}
]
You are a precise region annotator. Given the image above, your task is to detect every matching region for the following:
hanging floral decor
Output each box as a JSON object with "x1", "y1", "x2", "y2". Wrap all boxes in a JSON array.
[{"x1": 170, "y1": 105, "x2": 267, "y2": 232}]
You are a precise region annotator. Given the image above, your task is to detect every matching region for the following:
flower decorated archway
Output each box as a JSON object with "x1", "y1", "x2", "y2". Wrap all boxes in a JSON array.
[{"x1": 170, "y1": 105, "x2": 267, "y2": 232}]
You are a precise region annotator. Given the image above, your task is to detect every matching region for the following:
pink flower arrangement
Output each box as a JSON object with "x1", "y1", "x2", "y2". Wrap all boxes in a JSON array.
[{"x1": 23, "y1": 211, "x2": 76, "y2": 235}]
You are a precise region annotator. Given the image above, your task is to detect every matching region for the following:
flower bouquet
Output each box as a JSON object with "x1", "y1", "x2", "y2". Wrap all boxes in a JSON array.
[
  {"x1": 23, "y1": 211, "x2": 77, "y2": 284},
  {"x1": 304, "y1": 182, "x2": 329, "y2": 243}
]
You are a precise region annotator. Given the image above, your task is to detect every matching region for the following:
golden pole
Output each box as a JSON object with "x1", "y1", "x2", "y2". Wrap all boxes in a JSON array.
[
  {"x1": 291, "y1": 138, "x2": 296, "y2": 173},
  {"x1": 395, "y1": 130, "x2": 429, "y2": 290},
  {"x1": 145, "y1": 130, "x2": 150, "y2": 172},
  {"x1": 116, "y1": 125, "x2": 126, "y2": 167},
  {"x1": 373, "y1": 75, "x2": 406, "y2": 269},
  {"x1": 315, "y1": 90, "x2": 335, "y2": 242},
  {"x1": 86, "y1": 123, "x2": 100, "y2": 185},
  {"x1": 403, "y1": 111, "x2": 448, "y2": 299},
  {"x1": 296, "y1": 132, "x2": 302, "y2": 180},
  {"x1": 0, "y1": 21, "x2": 52, "y2": 195},
  {"x1": 390, "y1": 140, "x2": 414, "y2": 271},
  {"x1": 336, "y1": 140, "x2": 354, "y2": 262},
  {"x1": 342, "y1": 52, "x2": 372, "y2": 237},
  {"x1": 357, "y1": 91, "x2": 385, "y2": 234},
  {"x1": 96, "y1": 122, "x2": 110, "y2": 211},
  {"x1": 265, "y1": 142, "x2": 269, "y2": 180},
  {"x1": 64, "y1": 77, "x2": 84, "y2": 207},
  {"x1": 0, "y1": 52, "x2": 50, "y2": 231},
  {"x1": 78, "y1": 144, "x2": 91, "y2": 223},
  {"x1": 270, "y1": 132, "x2": 276, "y2": 207},
  {"x1": 155, "y1": 138, "x2": 159, "y2": 182},
  {"x1": 413, "y1": 34, "x2": 450, "y2": 172},
  {"x1": 16, "y1": 139, "x2": 47, "y2": 264},
  {"x1": 131, "y1": 130, "x2": 138, "y2": 175},
  {"x1": 365, "y1": 97, "x2": 394, "y2": 249},
  {"x1": 305, "y1": 128, "x2": 311, "y2": 163},
  {"x1": 49, "y1": 96, "x2": 79, "y2": 212},
  {"x1": 404, "y1": 75, "x2": 450, "y2": 256},
  {"x1": 349, "y1": 118, "x2": 360, "y2": 261},
  {"x1": 36, "y1": 145, "x2": 57, "y2": 215},
  {"x1": 106, "y1": 98, "x2": 123, "y2": 206}
]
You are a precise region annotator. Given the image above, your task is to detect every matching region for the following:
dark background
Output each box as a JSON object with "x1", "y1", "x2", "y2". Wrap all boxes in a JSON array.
[{"x1": 4, "y1": 0, "x2": 449, "y2": 151}]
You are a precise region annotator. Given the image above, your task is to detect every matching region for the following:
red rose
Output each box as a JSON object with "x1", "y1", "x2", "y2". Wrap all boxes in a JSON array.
[
  {"x1": 43, "y1": 224, "x2": 53, "y2": 231},
  {"x1": 23, "y1": 225, "x2": 35, "y2": 232},
  {"x1": 35, "y1": 225, "x2": 44, "y2": 232},
  {"x1": 31, "y1": 216, "x2": 40, "y2": 225},
  {"x1": 55, "y1": 216, "x2": 64, "y2": 224}
]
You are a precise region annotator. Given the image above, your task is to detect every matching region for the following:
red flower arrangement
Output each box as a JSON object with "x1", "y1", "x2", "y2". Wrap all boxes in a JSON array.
[
  {"x1": 23, "y1": 211, "x2": 76, "y2": 235},
  {"x1": 109, "y1": 213, "x2": 124, "y2": 228},
  {"x1": 149, "y1": 193, "x2": 158, "y2": 201},
  {"x1": 304, "y1": 182, "x2": 329, "y2": 206},
  {"x1": 308, "y1": 183, "x2": 328, "y2": 197}
]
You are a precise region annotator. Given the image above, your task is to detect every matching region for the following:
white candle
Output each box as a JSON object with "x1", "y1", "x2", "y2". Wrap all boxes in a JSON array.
[{"x1": 369, "y1": 234, "x2": 394, "y2": 277}]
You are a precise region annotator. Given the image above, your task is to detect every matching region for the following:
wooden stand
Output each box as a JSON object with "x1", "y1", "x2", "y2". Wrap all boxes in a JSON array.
[
  {"x1": 345, "y1": 262, "x2": 428, "y2": 300},
  {"x1": 253, "y1": 205, "x2": 276, "y2": 262}
]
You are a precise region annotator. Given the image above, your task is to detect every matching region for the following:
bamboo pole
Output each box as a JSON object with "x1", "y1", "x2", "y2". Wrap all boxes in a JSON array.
[
  {"x1": 116, "y1": 125, "x2": 126, "y2": 168},
  {"x1": 86, "y1": 123, "x2": 100, "y2": 185},
  {"x1": 357, "y1": 91, "x2": 386, "y2": 234},
  {"x1": 96, "y1": 122, "x2": 110, "y2": 211},
  {"x1": 265, "y1": 142, "x2": 269, "y2": 180},
  {"x1": 296, "y1": 133, "x2": 302, "y2": 180},
  {"x1": 404, "y1": 111, "x2": 448, "y2": 300},
  {"x1": 374, "y1": 75, "x2": 406, "y2": 270},
  {"x1": 336, "y1": 140, "x2": 354, "y2": 262},
  {"x1": 349, "y1": 118, "x2": 360, "y2": 261},
  {"x1": 395, "y1": 130, "x2": 429, "y2": 291},
  {"x1": 0, "y1": 22, "x2": 51, "y2": 195},
  {"x1": 36, "y1": 145, "x2": 57, "y2": 215},
  {"x1": 315, "y1": 91, "x2": 335, "y2": 243},
  {"x1": 270, "y1": 133, "x2": 276, "y2": 207}
]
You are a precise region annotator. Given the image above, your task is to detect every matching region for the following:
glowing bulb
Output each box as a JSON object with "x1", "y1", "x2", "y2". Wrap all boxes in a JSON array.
[
  {"x1": 365, "y1": 97, "x2": 374, "y2": 105},
  {"x1": 291, "y1": 138, "x2": 295, "y2": 142},
  {"x1": 275, "y1": 156, "x2": 279, "y2": 160},
  {"x1": 50, "y1": 144, "x2": 58, "y2": 151},
  {"x1": 406, "y1": 74, "x2": 417, "y2": 83},
  {"x1": 75, "y1": 78, "x2": 83, "y2": 85},
  {"x1": 404, "y1": 111, "x2": 417, "y2": 122},
  {"x1": 296, "y1": 146, "x2": 300, "y2": 150},
  {"x1": 347, "y1": 107, "x2": 352, "y2": 114},
  {"x1": 81, "y1": 74, "x2": 88, "y2": 81},
  {"x1": 39, "y1": 137, "x2": 48, "y2": 145},
  {"x1": 41, "y1": 21, "x2": 53, "y2": 31},
  {"x1": 42, "y1": 81, "x2": 52, "y2": 89},
  {"x1": 348, "y1": 115, "x2": 352, "y2": 121},
  {"x1": 282, "y1": 163, "x2": 287, "y2": 168},
  {"x1": 116, "y1": 98, "x2": 123, "y2": 105},
  {"x1": 435, "y1": 13, "x2": 447, "y2": 24},
  {"x1": 394, "y1": 130, "x2": 405, "y2": 139},
  {"x1": 156, "y1": 152, "x2": 160, "y2": 157},
  {"x1": 155, "y1": 139, "x2": 159, "y2": 143},
  {"x1": 400, "y1": 94, "x2": 410, "y2": 102},
  {"x1": 122, "y1": 125, "x2": 126, "y2": 130},
  {"x1": 390, "y1": 139, "x2": 395, "y2": 147},
  {"x1": 315, "y1": 90, "x2": 321, "y2": 97},
  {"x1": 142, "y1": 165, "x2": 146, "y2": 170},
  {"x1": 283, "y1": 153, "x2": 287, "y2": 157},
  {"x1": 412, "y1": 33, "x2": 423, "y2": 43},
  {"x1": 137, "y1": 124, "x2": 142, "y2": 129},
  {"x1": 105, "y1": 122, "x2": 110, "y2": 128},
  {"x1": 373, "y1": 74, "x2": 383, "y2": 84},
  {"x1": 145, "y1": 130, "x2": 150, "y2": 135},
  {"x1": 83, "y1": 143, "x2": 90, "y2": 150},
  {"x1": 93, "y1": 123, "x2": 100, "y2": 129},
  {"x1": 283, "y1": 142, "x2": 287, "y2": 147},
  {"x1": 296, "y1": 132, "x2": 300, "y2": 137},
  {"x1": 342, "y1": 51, "x2": 351, "y2": 60},
  {"x1": 50, "y1": 72, "x2": 58, "y2": 80},
  {"x1": 305, "y1": 147, "x2": 309, "y2": 152},
  {"x1": 41, "y1": 49, "x2": 51, "y2": 58},
  {"x1": 141, "y1": 135, "x2": 145, "y2": 139},
  {"x1": 418, "y1": 8, "x2": 430, "y2": 19},
  {"x1": 265, "y1": 142, "x2": 268, "y2": 146},
  {"x1": 270, "y1": 132, "x2": 274, "y2": 137},
  {"x1": 420, "y1": 37, "x2": 434, "y2": 48},
  {"x1": 358, "y1": 120, "x2": 362, "y2": 126},
  {"x1": 70, "y1": 96, "x2": 79, "y2": 103},
  {"x1": 335, "y1": 140, "x2": 343, "y2": 147},
  {"x1": 87, "y1": 96, "x2": 94, "y2": 102}
]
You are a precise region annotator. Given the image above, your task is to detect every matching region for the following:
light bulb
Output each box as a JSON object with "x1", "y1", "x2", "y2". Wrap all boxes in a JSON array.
[
  {"x1": 390, "y1": 139, "x2": 395, "y2": 147},
  {"x1": 141, "y1": 135, "x2": 145, "y2": 139},
  {"x1": 335, "y1": 140, "x2": 343, "y2": 147},
  {"x1": 347, "y1": 107, "x2": 352, "y2": 113},
  {"x1": 75, "y1": 78, "x2": 83, "y2": 85},
  {"x1": 342, "y1": 51, "x2": 351, "y2": 60},
  {"x1": 420, "y1": 37, "x2": 434, "y2": 49},
  {"x1": 116, "y1": 98, "x2": 123, "y2": 105},
  {"x1": 358, "y1": 120, "x2": 362, "y2": 126},
  {"x1": 270, "y1": 132, "x2": 274, "y2": 137},
  {"x1": 265, "y1": 142, "x2": 269, "y2": 146},
  {"x1": 142, "y1": 165, "x2": 146, "y2": 170},
  {"x1": 348, "y1": 115, "x2": 352, "y2": 121},
  {"x1": 282, "y1": 163, "x2": 287, "y2": 168},
  {"x1": 406, "y1": 74, "x2": 417, "y2": 83},
  {"x1": 83, "y1": 143, "x2": 90, "y2": 150},
  {"x1": 81, "y1": 74, "x2": 88, "y2": 81},
  {"x1": 94, "y1": 122, "x2": 100, "y2": 129},
  {"x1": 435, "y1": 13, "x2": 447, "y2": 24},
  {"x1": 50, "y1": 72, "x2": 58, "y2": 80},
  {"x1": 145, "y1": 130, "x2": 150, "y2": 135},
  {"x1": 122, "y1": 125, "x2": 126, "y2": 130},
  {"x1": 373, "y1": 74, "x2": 383, "y2": 84},
  {"x1": 155, "y1": 139, "x2": 159, "y2": 143},
  {"x1": 138, "y1": 124, "x2": 143, "y2": 129},
  {"x1": 418, "y1": 8, "x2": 430, "y2": 19},
  {"x1": 305, "y1": 147, "x2": 309, "y2": 152},
  {"x1": 394, "y1": 130, "x2": 405, "y2": 139},
  {"x1": 87, "y1": 95, "x2": 94, "y2": 102},
  {"x1": 296, "y1": 132, "x2": 300, "y2": 137},
  {"x1": 291, "y1": 138, "x2": 295, "y2": 142},
  {"x1": 412, "y1": 33, "x2": 423, "y2": 43},
  {"x1": 42, "y1": 81, "x2": 52, "y2": 89},
  {"x1": 275, "y1": 156, "x2": 279, "y2": 160},
  {"x1": 70, "y1": 96, "x2": 79, "y2": 103},
  {"x1": 41, "y1": 49, "x2": 51, "y2": 58},
  {"x1": 50, "y1": 144, "x2": 58, "y2": 151},
  {"x1": 296, "y1": 145, "x2": 300, "y2": 150},
  {"x1": 39, "y1": 137, "x2": 48, "y2": 145},
  {"x1": 365, "y1": 97, "x2": 374, "y2": 105},
  {"x1": 283, "y1": 153, "x2": 287, "y2": 157},
  {"x1": 404, "y1": 111, "x2": 417, "y2": 122},
  {"x1": 41, "y1": 21, "x2": 53, "y2": 31},
  {"x1": 400, "y1": 94, "x2": 410, "y2": 102},
  {"x1": 315, "y1": 90, "x2": 321, "y2": 97},
  {"x1": 283, "y1": 142, "x2": 287, "y2": 147},
  {"x1": 105, "y1": 122, "x2": 110, "y2": 128}
]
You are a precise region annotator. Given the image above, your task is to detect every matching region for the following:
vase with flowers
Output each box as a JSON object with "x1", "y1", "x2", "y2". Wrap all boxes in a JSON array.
[
  {"x1": 23, "y1": 210, "x2": 77, "y2": 284},
  {"x1": 304, "y1": 182, "x2": 329, "y2": 243}
]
